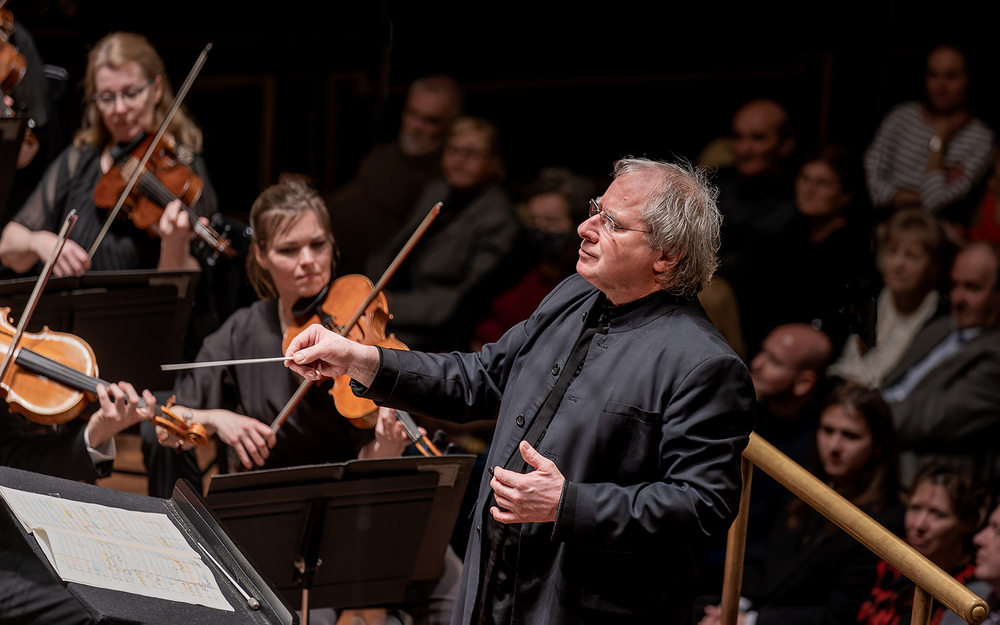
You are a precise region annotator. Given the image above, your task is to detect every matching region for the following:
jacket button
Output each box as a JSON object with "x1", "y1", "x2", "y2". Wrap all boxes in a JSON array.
[
  {"x1": 551, "y1": 364, "x2": 560, "y2": 375},
  {"x1": 516, "y1": 414, "x2": 525, "y2": 427}
]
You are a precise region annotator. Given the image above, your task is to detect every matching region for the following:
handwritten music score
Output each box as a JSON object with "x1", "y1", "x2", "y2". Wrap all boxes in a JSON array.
[{"x1": 0, "y1": 486, "x2": 233, "y2": 611}]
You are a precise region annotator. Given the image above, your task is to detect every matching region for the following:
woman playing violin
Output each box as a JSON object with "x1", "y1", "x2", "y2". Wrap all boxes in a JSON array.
[
  {"x1": 146, "y1": 181, "x2": 414, "y2": 478},
  {"x1": 0, "y1": 31, "x2": 216, "y2": 276}
]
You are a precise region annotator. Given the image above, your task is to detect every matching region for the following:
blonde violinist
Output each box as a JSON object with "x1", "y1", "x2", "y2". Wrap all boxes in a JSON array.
[{"x1": 0, "y1": 31, "x2": 215, "y2": 275}]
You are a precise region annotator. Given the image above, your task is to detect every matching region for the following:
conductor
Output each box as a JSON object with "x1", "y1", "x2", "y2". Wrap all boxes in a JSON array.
[{"x1": 286, "y1": 158, "x2": 756, "y2": 624}]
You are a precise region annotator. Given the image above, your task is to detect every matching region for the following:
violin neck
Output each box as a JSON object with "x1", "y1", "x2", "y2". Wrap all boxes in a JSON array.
[
  {"x1": 13, "y1": 345, "x2": 154, "y2": 410},
  {"x1": 133, "y1": 167, "x2": 192, "y2": 215},
  {"x1": 13, "y1": 345, "x2": 111, "y2": 394},
  {"x1": 128, "y1": 163, "x2": 229, "y2": 254}
]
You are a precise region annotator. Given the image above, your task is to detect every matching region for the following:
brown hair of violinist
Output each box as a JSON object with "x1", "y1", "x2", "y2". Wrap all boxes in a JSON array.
[
  {"x1": 75, "y1": 31, "x2": 203, "y2": 152},
  {"x1": 246, "y1": 180, "x2": 336, "y2": 301}
]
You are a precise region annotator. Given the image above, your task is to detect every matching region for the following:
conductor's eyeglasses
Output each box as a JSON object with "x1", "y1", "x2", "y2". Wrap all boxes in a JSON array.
[{"x1": 588, "y1": 199, "x2": 652, "y2": 235}]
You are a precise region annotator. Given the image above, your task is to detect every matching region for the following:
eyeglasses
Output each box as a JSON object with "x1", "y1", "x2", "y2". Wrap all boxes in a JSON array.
[
  {"x1": 93, "y1": 82, "x2": 152, "y2": 111},
  {"x1": 588, "y1": 199, "x2": 652, "y2": 235}
]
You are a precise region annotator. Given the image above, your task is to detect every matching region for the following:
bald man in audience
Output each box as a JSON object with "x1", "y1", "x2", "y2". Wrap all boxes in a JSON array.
[
  {"x1": 746, "y1": 324, "x2": 833, "y2": 569},
  {"x1": 714, "y1": 99, "x2": 798, "y2": 354},
  {"x1": 701, "y1": 323, "x2": 832, "y2": 593}
]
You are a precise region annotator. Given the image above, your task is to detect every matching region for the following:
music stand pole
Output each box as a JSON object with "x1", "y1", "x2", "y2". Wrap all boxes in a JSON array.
[{"x1": 293, "y1": 498, "x2": 326, "y2": 625}]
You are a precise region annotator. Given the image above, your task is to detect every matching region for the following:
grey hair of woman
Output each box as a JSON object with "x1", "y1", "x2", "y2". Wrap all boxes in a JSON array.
[{"x1": 613, "y1": 158, "x2": 722, "y2": 298}]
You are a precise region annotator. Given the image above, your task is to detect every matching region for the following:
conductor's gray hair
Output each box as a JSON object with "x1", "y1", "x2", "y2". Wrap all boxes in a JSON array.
[{"x1": 613, "y1": 158, "x2": 722, "y2": 297}]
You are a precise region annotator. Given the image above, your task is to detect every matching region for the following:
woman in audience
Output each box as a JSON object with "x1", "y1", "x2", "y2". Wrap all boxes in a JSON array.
[
  {"x1": 828, "y1": 209, "x2": 945, "y2": 387},
  {"x1": 864, "y1": 44, "x2": 994, "y2": 227},
  {"x1": 701, "y1": 383, "x2": 903, "y2": 625},
  {"x1": 367, "y1": 116, "x2": 520, "y2": 353},
  {"x1": 770, "y1": 145, "x2": 875, "y2": 349},
  {"x1": 857, "y1": 460, "x2": 988, "y2": 625}
]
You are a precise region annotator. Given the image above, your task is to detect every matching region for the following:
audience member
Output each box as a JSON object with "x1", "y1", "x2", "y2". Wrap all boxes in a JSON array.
[
  {"x1": 774, "y1": 145, "x2": 876, "y2": 348},
  {"x1": 714, "y1": 98, "x2": 798, "y2": 354},
  {"x1": 368, "y1": 116, "x2": 519, "y2": 352},
  {"x1": 858, "y1": 460, "x2": 988, "y2": 625},
  {"x1": 829, "y1": 209, "x2": 946, "y2": 386},
  {"x1": 881, "y1": 242, "x2": 1000, "y2": 484},
  {"x1": 864, "y1": 45, "x2": 994, "y2": 228},
  {"x1": 470, "y1": 166, "x2": 592, "y2": 350},
  {"x1": 956, "y1": 503, "x2": 1000, "y2": 625},
  {"x1": 743, "y1": 324, "x2": 833, "y2": 561},
  {"x1": 701, "y1": 383, "x2": 903, "y2": 625},
  {"x1": 326, "y1": 75, "x2": 463, "y2": 274},
  {"x1": 697, "y1": 323, "x2": 833, "y2": 592}
]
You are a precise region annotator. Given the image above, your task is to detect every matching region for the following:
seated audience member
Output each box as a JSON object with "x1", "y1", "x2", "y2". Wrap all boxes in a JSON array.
[
  {"x1": 701, "y1": 383, "x2": 903, "y2": 625},
  {"x1": 325, "y1": 75, "x2": 463, "y2": 275},
  {"x1": 865, "y1": 45, "x2": 994, "y2": 227},
  {"x1": 829, "y1": 209, "x2": 946, "y2": 386},
  {"x1": 773, "y1": 145, "x2": 876, "y2": 347},
  {"x1": 0, "y1": 381, "x2": 151, "y2": 482},
  {"x1": 700, "y1": 323, "x2": 832, "y2": 588},
  {"x1": 957, "y1": 503, "x2": 1000, "y2": 625},
  {"x1": 881, "y1": 241, "x2": 1000, "y2": 483},
  {"x1": 368, "y1": 116, "x2": 520, "y2": 352},
  {"x1": 470, "y1": 166, "x2": 592, "y2": 350},
  {"x1": 858, "y1": 460, "x2": 988, "y2": 625},
  {"x1": 713, "y1": 98, "x2": 797, "y2": 354}
]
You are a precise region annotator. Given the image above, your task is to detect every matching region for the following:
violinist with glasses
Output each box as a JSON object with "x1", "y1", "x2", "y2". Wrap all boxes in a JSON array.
[{"x1": 0, "y1": 31, "x2": 217, "y2": 276}]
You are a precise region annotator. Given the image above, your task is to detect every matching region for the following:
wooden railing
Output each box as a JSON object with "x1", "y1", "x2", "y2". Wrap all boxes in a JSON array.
[{"x1": 720, "y1": 433, "x2": 989, "y2": 625}]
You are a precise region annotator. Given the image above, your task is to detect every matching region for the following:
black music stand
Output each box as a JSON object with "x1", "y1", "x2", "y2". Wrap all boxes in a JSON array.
[
  {"x1": 0, "y1": 269, "x2": 199, "y2": 391},
  {"x1": 0, "y1": 465, "x2": 297, "y2": 624},
  {"x1": 0, "y1": 117, "x2": 27, "y2": 217},
  {"x1": 205, "y1": 454, "x2": 476, "y2": 619}
]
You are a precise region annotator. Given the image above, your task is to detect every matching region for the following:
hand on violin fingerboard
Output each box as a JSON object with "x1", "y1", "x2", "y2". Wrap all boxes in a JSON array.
[
  {"x1": 285, "y1": 324, "x2": 381, "y2": 387},
  {"x1": 87, "y1": 382, "x2": 147, "y2": 449}
]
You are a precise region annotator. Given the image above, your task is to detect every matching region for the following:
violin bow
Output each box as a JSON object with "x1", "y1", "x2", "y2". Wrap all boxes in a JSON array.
[
  {"x1": 269, "y1": 203, "x2": 443, "y2": 441},
  {"x1": 87, "y1": 43, "x2": 212, "y2": 259},
  {"x1": 0, "y1": 211, "x2": 77, "y2": 386}
]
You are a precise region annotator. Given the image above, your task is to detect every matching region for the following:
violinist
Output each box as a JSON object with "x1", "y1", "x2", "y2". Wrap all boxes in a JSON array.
[
  {"x1": 146, "y1": 180, "x2": 461, "y2": 624},
  {"x1": 145, "y1": 180, "x2": 416, "y2": 478},
  {"x1": 0, "y1": 31, "x2": 216, "y2": 276}
]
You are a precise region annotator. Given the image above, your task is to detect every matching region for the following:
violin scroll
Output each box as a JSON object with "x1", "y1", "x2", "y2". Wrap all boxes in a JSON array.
[{"x1": 150, "y1": 395, "x2": 210, "y2": 447}]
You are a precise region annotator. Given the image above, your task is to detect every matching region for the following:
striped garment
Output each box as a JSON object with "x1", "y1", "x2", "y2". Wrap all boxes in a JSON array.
[{"x1": 864, "y1": 101, "x2": 994, "y2": 216}]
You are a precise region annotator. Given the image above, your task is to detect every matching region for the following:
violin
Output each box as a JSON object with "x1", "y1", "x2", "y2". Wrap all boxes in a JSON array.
[
  {"x1": 93, "y1": 132, "x2": 236, "y2": 260},
  {"x1": 0, "y1": 307, "x2": 209, "y2": 445},
  {"x1": 283, "y1": 274, "x2": 407, "y2": 421}
]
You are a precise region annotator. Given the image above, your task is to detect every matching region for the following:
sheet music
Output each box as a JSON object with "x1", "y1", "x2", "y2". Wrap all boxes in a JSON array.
[{"x1": 0, "y1": 486, "x2": 233, "y2": 611}]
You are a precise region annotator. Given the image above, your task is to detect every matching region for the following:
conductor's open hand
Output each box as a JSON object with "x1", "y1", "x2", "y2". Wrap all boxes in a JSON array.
[{"x1": 490, "y1": 441, "x2": 564, "y2": 524}]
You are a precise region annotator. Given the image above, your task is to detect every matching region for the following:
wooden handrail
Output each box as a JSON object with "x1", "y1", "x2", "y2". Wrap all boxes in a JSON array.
[{"x1": 720, "y1": 433, "x2": 988, "y2": 625}]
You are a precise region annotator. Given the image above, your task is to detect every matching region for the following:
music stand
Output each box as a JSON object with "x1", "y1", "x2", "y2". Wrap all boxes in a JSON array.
[
  {"x1": 0, "y1": 465, "x2": 297, "y2": 624},
  {"x1": 0, "y1": 117, "x2": 27, "y2": 217},
  {"x1": 0, "y1": 269, "x2": 199, "y2": 391},
  {"x1": 205, "y1": 454, "x2": 476, "y2": 622}
]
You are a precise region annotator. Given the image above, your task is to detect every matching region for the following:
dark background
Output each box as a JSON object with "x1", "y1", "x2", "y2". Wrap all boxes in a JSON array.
[{"x1": 13, "y1": 0, "x2": 1000, "y2": 219}]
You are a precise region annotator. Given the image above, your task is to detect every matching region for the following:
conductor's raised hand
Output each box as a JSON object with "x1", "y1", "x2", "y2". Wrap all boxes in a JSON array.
[
  {"x1": 284, "y1": 324, "x2": 380, "y2": 386},
  {"x1": 490, "y1": 441, "x2": 564, "y2": 524}
]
